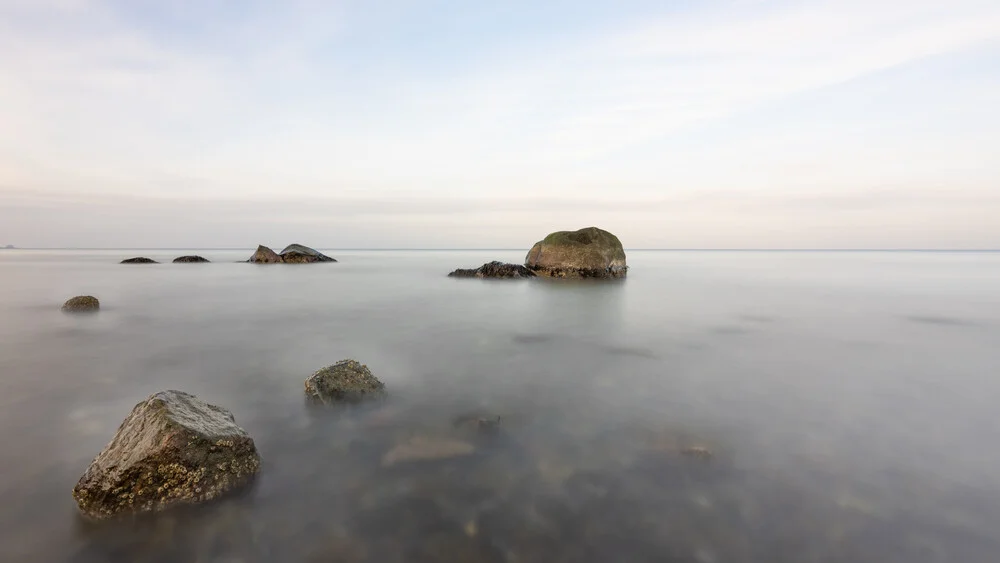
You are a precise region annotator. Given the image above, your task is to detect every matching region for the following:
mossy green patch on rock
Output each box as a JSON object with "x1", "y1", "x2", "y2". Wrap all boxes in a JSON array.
[
  {"x1": 525, "y1": 226, "x2": 627, "y2": 278},
  {"x1": 72, "y1": 390, "x2": 260, "y2": 520}
]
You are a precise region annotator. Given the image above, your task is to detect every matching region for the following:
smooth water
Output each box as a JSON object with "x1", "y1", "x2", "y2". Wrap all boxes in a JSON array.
[{"x1": 0, "y1": 249, "x2": 998, "y2": 562}]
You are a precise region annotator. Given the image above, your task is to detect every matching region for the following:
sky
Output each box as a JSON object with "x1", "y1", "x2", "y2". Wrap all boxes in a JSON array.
[{"x1": 1, "y1": 0, "x2": 998, "y2": 249}]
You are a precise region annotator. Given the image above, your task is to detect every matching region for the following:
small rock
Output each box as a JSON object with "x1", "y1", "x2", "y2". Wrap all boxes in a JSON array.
[
  {"x1": 304, "y1": 359, "x2": 386, "y2": 404},
  {"x1": 120, "y1": 257, "x2": 159, "y2": 264},
  {"x1": 72, "y1": 390, "x2": 260, "y2": 520},
  {"x1": 172, "y1": 255, "x2": 210, "y2": 263},
  {"x1": 381, "y1": 436, "x2": 475, "y2": 467},
  {"x1": 62, "y1": 295, "x2": 100, "y2": 313},
  {"x1": 448, "y1": 261, "x2": 536, "y2": 279}
]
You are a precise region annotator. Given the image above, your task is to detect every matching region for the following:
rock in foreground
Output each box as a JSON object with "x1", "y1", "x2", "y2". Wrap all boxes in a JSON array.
[
  {"x1": 279, "y1": 244, "x2": 336, "y2": 263},
  {"x1": 121, "y1": 257, "x2": 159, "y2": 264},
  {"x1": 172, "y1": 255, "x2": 210, "y2": 263},
  {"x1": 525, "y1": 226, "x2": 627, "y2": 278},
  {"x1": 305, "y1": 359, "x2": 385, "y2": 404},
  {"x1": 448, "y1": 261, "x2": 536, "y2": 279},
  {"x1": 248, "y1": 245, "x2": 283, "y2": 263},
  {"x1": 62, "y1": 295, "x2": 100, "y2": 312},
  {"x1": 72, "y1": 390, "x2": 260, "y2": 520}
]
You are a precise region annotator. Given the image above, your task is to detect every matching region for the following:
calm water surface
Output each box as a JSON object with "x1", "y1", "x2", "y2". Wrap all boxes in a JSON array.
[{"x1": 0, "y1": 249, "x2": 998, "y2": 562}]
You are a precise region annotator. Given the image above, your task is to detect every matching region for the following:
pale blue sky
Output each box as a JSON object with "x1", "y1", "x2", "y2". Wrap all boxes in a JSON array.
[{"x1": 1, "y1": 0, "x2": 998, "y2": 248}]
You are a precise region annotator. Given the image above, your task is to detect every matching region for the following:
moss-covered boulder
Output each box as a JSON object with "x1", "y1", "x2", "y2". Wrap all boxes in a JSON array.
[
  {"x1": 279, "y1": 244, "x2": 336, "y2": 263},
  {"x1": 248, "y1": 245, "x2": 283, "y2": 263},
  {"x1": 304, "y1": 359, "x2": 386, "y2": 404},
  {"x1": 121, "y1": 257, "x2": 158, "y2": 264},
  {"x1": 525, "y1": 227, "x2": 627, "y2": 278},
  {"x1": 173, "y1": 255, "x2": 210, "y2": 263},
  {"x1": 62, "y1": 295, "x2": 100, "y2": 313},
  {"x1": 72, "y1": 390, "x2": 260, "y2": 520},
  {"x1": 448, "y1": 261, "x2": 536, "y2": 279}
]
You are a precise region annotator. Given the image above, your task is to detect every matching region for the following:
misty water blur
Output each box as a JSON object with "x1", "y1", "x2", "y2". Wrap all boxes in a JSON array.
[{"x1": 0, "y1": 249, "x2": 998, "y2": 562}]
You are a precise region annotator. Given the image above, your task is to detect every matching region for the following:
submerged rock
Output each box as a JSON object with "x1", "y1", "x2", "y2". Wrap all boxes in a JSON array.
[
  {"x1": 120, "y1": 257, "x2": 159, "y2": 264},
  {"x1": 72, "y1": 390, "x2": 260, "y2": 520},
  {"x1": 304, "y1": 359, "x2": 386, "y2": 404},
  {"x1": 452, "y1": 413, "x2": 502, "y2": 435},
  {"x1": 278, "y1": 243, "x2": 336, "y2": 263},
  {"x1": 448, "y1": 261, "x2": 536, "y2": 279},
  {"x1": 62, "y1": 295, "x2": 100, "y2": 313},
  {"x1": 247, "y1": 245, "x2": 283, "y2": 264},
  {"x1": 172, "y1": 255, "x2": 210, "y2": 263},
  {"x1": 381, "y1": 436, "x2": 476, "y2": 467},
  {"x1": 524, "y1": 227, "x2": 627, "y2": 278}
]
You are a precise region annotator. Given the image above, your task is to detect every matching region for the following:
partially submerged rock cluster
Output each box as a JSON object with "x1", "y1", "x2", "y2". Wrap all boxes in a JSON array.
[
  {"x1": 73, "y1": 359, "x2": 386, "y2": 520},
  {"x1": 248, "y1": 244, "x2": 336, "y2": 264},
  {"x1": 449, "y1": 226, "x2": 628, "y2": 280},
  {"x1": 448, "y1": 261, "x2": 536, "y2": 279},
  {"x1": 116, "y1": 244, "x2": 336, "y2": 266}
]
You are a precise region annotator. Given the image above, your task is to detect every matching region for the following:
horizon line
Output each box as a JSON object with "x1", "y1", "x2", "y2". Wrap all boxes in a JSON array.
[{"x1": 2, "y1": 247, "x2": 998, "y2": 252}]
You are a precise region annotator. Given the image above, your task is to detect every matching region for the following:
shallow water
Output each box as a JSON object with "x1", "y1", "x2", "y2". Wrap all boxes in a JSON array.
[{"x1": 0, "y1": 249, "x2": 998, "y2": 562}]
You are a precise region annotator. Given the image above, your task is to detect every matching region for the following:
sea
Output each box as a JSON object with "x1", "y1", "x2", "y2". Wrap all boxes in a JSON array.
[{"x1": 0, "y1": 249, "x2": 998, "y2": 562}]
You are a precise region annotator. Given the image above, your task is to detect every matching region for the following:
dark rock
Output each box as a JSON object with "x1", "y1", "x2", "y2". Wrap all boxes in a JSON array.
[
  {"x1": 247, "y1": 245, "x2": 283, "y2": 264},
  {"x1": 72, "y1": 390, "x2": 260, "y2": 520},
  {"x1": 62, "y1": 295, "x2": 100, "y2": 313},
  {"x1": 278, "y1": 244, "x2": 336, "y2": 263},
  {"x1": 304, "y1": 359, "x2": 385, "y2": 404},
  {"x1": 120, "y1": 257, "x2": 159, "y2": 264},
  {"x1": 448, "y1": 261, "x2": 536, "y2": 279},
  {"x1": 172, "y1": 255, "x2": 210, "y2": 263},
  {"x1": 525, "y1": 226, "x2": 627, "y2": 278}
]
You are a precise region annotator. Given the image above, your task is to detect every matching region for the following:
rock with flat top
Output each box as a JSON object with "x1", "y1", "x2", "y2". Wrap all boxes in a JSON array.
[
  {"x1": 71, "y1": 390, "x2": 260, "y2": 520},
  {"x1": 279, "y1": 244, "x2": 336, "y2": 263},
  {"x1": 304, "y1": 359, "x2": 385, "y2": 404},
  {"x1": 121, "y1": 257, "x2": 158, "y2": 264},
  {"x1": 173, "y1": 255, "x2": 210, "y2": 263},
  {"x1": 525, "y1": 227, "x2": 627, "y2": 278}
]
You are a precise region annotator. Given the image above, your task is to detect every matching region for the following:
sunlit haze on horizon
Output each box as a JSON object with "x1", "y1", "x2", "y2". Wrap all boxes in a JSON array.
[{"x1": 1, "y1": 0, "x2": 998, "y2": 249}]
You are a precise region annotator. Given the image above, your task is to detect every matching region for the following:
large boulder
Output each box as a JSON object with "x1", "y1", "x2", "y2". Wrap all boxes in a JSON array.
[
  {"x1": 304, "y1": 359, "x2": 385, "y2": 404},
  {"x1": 279, "y1": 244, "x2": 336, "y2": 263},
  {"x1": 525, "y1": 227, "x2": 627, "y2": 278},
  {"x1": 121, "y1": 257, "x2": 158, "y2": 264},
  {"x1": 248, "y1": 245, "x2": 283, "y2": 263},
  {"x1": 173, "y1": 255, "x2": 210, "y2": 263},
  {"x1": 448, "y1": 261, "x2": 536, "y2": 279},
  {"x1": 62, "y1": 295, "x2": 100, "y2": 313},
  {"x1": 72, "y1": 390, "x2": 260, "y2": 520}
]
